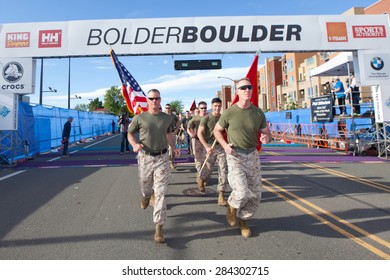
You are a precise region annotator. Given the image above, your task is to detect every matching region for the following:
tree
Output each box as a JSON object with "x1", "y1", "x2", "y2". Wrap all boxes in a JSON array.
[
  {"x1": 169, "y1": 100, "x2": 184, "y2": 114},
  {"x1": 103, "y1": 86, "x2": 128, "y2": 116},
  {"x1": 74, "y1": 103, "x2": 88, "y2": 111},
  {"x1": 88, "y1": 98, "x2": 103, "y2": 112},
  {"x1": 286, "y1": 95, "x2": 298, "y2": 110}
]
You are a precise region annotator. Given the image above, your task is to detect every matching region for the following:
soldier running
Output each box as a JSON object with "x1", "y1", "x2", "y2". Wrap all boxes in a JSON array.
[
  {"x1": 128, "y1": 89, "x2": 180, "y2": 243},
  {"x1": 214, "y1": 78, "x2": 272, "y2": 238}
]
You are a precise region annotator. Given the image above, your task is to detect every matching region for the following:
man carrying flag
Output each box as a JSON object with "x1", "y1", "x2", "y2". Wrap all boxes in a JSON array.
[
  {"x1": 213, "y1": 77, "x2": 272, "y2": 238},
  {"x1": 110, "y1": 49, "x2": 148, "y2": 114}
]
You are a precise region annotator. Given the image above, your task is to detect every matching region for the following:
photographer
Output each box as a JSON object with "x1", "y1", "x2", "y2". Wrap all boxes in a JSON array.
[{"x1": 118, "y1": 112, "x2": 131, "y2": 154}]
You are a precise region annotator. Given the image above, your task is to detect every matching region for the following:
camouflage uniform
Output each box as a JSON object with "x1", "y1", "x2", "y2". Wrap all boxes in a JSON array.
[
  {"x1": 188, "y1": 115, "x2": 206, "y2": 173},
  {"x1": 199, "y1": 144, "x2": 228, "y2": 192},
  {"x1": 192, "y1": 137, "x2": 206, "y2": 173},
  {"x1": 198, "y1": 113, "x2": 228, "y2": 192},
  {"x1": 226, "y1": 149, "x2": 262, "y2": 220},
  {"x1": 218, "y1": 103, "x2": 267, "y2": 220},
  {"x1": 128, "y1": 111, "x2": 174, "y2": 226},
  {"x1": 138, "y1": 151, "x2": 170, "y2": 225}
]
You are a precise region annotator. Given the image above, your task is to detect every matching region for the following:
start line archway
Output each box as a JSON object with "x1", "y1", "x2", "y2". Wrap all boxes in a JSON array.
[{"x1": 1, "y1": 14, "x2": 390, "y2": 159}]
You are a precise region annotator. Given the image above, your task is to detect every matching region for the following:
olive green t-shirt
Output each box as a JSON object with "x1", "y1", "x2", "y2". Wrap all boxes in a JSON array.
[
  {"x1": 187, "y1": 115, "x2": 203, "y2": 135},
  {"x1": 218, "y1": 104, "x2": 267, "y2": 149},
  {"x1": 199, "y1": 114, "x2": 220, "y2": 144},
  {"x1": 128, "y1": 111, "x2": 174, "y2": 152}
]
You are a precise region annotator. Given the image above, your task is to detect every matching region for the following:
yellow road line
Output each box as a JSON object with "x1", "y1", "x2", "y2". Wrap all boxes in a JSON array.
[
  {"x1": 302, "y1": 162, "x2": 390, "y2": 192},
  {"x1": 262, "y1": 178, "x2": 390, "y2": 259}
]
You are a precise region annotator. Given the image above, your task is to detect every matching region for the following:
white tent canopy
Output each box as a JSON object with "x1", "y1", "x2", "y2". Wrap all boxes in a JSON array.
[{"x1": 310, "y1": 52, "x2": 353, "y2": 77}]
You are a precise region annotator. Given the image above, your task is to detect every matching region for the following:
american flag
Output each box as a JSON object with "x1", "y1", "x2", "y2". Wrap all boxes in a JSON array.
[{"x1": 110, "y1": 49, "x2": 148, "y2": 114}]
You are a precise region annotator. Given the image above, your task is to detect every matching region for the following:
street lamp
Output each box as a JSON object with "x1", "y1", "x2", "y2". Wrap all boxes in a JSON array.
[
  {"x1": 42, "y1": 87, "x2": 57, "y2": 93},
  {"x1": 70, "y1": 95, "x2": 81, "y2": 99},
  {"x1": 217, "y1": 76, "x2": 237, "y2": 92},
  {"x1": 39, "y1": 86, "x2": 57, "y2": 105}
]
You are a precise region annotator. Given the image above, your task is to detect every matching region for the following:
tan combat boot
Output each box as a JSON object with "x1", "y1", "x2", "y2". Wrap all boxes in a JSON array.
[
  {"x1": 196, "y1": 174, "x2": 205, "y2": 192},
  {"x1": 218, "y1": 191, "x2": 227, "y2": 206},
  {"x1": 150, "y1": 193, "x2": 155, "y2": 207},
  {"x1": 154, "y1": 224, "x2": 165, "y2": 243},
  {"x1": 226, "y1": 202, "x2": 237, "y2": 226},
  {"x1": 238, "y1": 219, "x2": 252, "y2": 238},
  {"x1": 140, "y1": 197, "x2": 150, "y2": 209}
]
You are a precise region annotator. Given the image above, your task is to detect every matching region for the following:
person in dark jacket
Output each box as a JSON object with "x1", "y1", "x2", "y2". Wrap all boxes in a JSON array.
[{"x1": 62, "y1": 116, "x2": 73, "y2": 157}]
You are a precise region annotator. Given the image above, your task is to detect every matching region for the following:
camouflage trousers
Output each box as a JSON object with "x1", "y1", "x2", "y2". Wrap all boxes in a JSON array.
[
  {"x1": 226, "y1": 149, "x2": 262, "y2": 220},
  {"x1": 199, "y1": 144, "x2": 229, "y2": 192},
  {"x1": 168, "y1": 133, "x2": 176, "y2": 165},
  {"x1": 137, "y1": 151, "x2": 170, "y2": 225},
  {"x1": 191, "y1": 138, "x2": 206, "y2": 173}
]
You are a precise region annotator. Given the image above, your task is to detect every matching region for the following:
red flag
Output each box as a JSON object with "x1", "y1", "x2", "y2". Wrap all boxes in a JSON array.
[
  {"x1": 231, "y1": 54, "x2": 262, "y2": 152},
  {"x1": 110, "y1": 49, "x2": 148, "y2": 114},
  {"x1": 189, "y1": 100, "x2": 196, "y2": 111}
]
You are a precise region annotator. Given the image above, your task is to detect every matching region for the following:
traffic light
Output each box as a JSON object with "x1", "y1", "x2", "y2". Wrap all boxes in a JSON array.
[{"x1": 174, "y1": 59, "x2": 222, "y2": 70}]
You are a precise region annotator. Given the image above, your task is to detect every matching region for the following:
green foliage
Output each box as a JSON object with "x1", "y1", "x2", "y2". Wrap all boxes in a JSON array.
[
  {"x1": 103, "y1": 86, "x2": 128, "y2": 116},
  {"x1": 74, "y1": 103, "x2": 88, "y2": 111},
  {"x1": 88, "y1": 98, "x2": 103, "y2": 112},
  {"x1": 286, "y1": 96, "x2": 297, "y2": 110},
  {"x1": 169, "y1": 100, "x2": 184, "y2": 114}
]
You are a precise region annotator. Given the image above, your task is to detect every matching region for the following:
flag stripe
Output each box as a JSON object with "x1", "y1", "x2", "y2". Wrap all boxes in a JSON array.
[{"x1": 110, "y1": 50, "x2": 148, "y2": 114}]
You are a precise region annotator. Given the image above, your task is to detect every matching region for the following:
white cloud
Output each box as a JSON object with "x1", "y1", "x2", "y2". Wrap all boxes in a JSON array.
[{"x1": 28, "y1": 64, "x2": 263, "y2": 111}]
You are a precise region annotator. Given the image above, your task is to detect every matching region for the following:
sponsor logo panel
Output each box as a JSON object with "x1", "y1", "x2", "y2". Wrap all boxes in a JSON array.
[
  {"x1": 38, "y1": 30, "x2": 62, "y2": 48},
  {"x1": 352, "y1": 25, "x2": 386, "y2": 38},
  {"x1": 326, "y1": 22, "x2": 348, "y2": 42},
  {"x1": 5, "y1": 32, "x2": 30, "y2": 48}
]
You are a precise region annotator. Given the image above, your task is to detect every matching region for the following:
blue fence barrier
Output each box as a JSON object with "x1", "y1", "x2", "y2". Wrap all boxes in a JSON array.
[{"x1": 1, "y1": 102, "x2": 116, "y2": 161}]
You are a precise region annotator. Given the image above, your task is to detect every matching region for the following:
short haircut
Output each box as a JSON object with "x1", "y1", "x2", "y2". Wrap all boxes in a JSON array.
[
  {"x1": 148, "y1": 89, "x2": 160, "y2": 95},
  {"x1": 211, "y1": 97, "x2": 222, "y2": 104},
  {"x1": 235, "y1": 77, "x2": 251, "y2": 85},
  {"x1": 198, "y1": 101, "x2": 207, "y2": 107}
]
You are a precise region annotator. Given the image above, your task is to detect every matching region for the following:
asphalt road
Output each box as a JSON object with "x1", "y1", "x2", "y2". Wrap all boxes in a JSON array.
[{"x1": 0, "y1": 134, "x2": 389, "y2": 260}]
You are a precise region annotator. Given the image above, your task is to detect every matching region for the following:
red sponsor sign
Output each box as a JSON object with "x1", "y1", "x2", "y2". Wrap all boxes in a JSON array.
[
  {"x1": 5, "y1": 32, "x2": 30, "y2": 48},
  {"x1": 326, "y1": 22, "x2": 348, "y2": 42},
  {"x1": 352, "y1": 25, "x2": 387, "y2": 38},
  {"x1": 38, "y1": 30, "x2": 62, "y2": 48}
]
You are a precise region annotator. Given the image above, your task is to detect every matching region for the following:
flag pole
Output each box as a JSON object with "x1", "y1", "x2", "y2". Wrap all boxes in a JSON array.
[{"x1": 198, "y1": 139, "x2": 217, "y2": 175}]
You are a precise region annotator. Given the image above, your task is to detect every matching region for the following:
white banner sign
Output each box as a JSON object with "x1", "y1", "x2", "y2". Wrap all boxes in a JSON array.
[
  {"x1": 0, "y1": 93, "x2": 17, "y2": 130},
  {"x1": 371, "y1": 85, "x2": 390, "y2": 122},
  {"x1": 358, "y1": 50, "x2": 390, "y2": 86},
  {"x1": 0, "y1": 15, "x2": 389, "y2": 57},
  {"x1": 0, "y1": 57, "x2": 33, "y2": 94}
]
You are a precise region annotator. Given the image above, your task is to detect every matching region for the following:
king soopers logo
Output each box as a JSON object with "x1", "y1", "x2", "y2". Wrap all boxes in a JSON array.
[
  {"x1": 370, "y1": 57, "x2": 384, "y2": 71},
  {"x1": 2, "y1": 62, "x2": 24, "y2": 83}
]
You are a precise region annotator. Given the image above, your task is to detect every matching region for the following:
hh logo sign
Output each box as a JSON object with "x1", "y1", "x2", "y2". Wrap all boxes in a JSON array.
[{"x1": 38, "y1": 30, "x2": 62, "y2": 48}]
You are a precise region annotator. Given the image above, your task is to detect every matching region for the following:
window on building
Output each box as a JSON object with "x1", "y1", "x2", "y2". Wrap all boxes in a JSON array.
[
  {"x1": 271, "y1": 71, "x2": 274, "y2": 81},
  {"x1": 286, "y1": 59, "x2": 293, "y2": 72},
  {"x1": 306, "y1": 57, "x2": 314, "y2": 65},
  {"x1": 290, "y1": 75, "x2": 294, "y2": 84},
  {"x1": 271, "y1": 86, "x2": 274, "y2": 97}
]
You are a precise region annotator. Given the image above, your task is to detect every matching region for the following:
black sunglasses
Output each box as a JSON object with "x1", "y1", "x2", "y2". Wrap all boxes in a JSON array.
[
  {"x1": 238, "y1": 85, "x2": 253, "y2": 90},
  {"x1": 148, "y1": 97, "x2": 161, "y2": 101}
]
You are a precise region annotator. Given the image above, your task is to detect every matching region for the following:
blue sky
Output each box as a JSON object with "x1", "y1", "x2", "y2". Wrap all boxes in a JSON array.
[{"x1": 0, "y1": 0, "x2": 378, "y2": 111}]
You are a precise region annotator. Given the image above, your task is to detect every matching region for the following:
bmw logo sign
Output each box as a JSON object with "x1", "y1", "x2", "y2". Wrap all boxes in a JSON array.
[
  {"x1": 370, "y1": 57, "x2": 384, "y2": 71},
  {"x1": 2, "y1": 61, "x2": 24, "y2": 83}
]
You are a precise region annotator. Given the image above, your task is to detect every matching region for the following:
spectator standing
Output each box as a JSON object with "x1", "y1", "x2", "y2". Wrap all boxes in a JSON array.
[
  {"x1": 118, "y1": 112, "x2": 131, "y2": 154},
  {"x1": 62, "y1": 116, "x2": 73, "y2": 157},
  {"x1": 332, "y1": 77, "x2": 346, "y2": 115}
]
